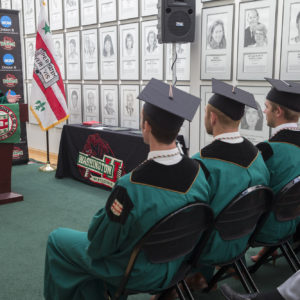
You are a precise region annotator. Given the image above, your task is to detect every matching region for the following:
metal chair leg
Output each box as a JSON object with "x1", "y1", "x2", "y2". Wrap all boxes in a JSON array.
[
  {"x1": 285, "y1": 241, "x2": 300, "y2": 270},
  {"x1": 248, "y1": 246, "x2": 278, "y2": 274},
  {"x1": 181, "y1": 280, "x2": 194, "y2": 300},
  {"x1": 280, "y1": 244, "x2": 298, "y2": 272},
  {"x1": 237, "y1": 259, "x2": 259, "y2": 293},
  {"x1": 176, "y1": 283, "x2": 186, "y2": 300},
  {"x1": 234, "y1": 262, "x2": 252, "y2": 294},
  {"x1": 204, "y1": 265, "x2": 230, "y2": 293}
]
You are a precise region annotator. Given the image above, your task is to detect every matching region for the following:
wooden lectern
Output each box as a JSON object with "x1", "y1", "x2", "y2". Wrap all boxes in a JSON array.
[{"x1": 0, "y1": 103, "x2": 28, "y2": 205}]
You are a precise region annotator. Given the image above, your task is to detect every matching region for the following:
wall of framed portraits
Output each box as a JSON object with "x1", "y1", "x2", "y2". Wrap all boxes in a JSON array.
[{"x1": 2, "y1": 0, "x2": 299, "y2": 155}]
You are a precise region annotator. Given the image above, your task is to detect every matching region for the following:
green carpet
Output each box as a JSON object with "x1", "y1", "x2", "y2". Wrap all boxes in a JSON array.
[{"x1": 0, "y1": 163, "x2": 295, "y2": 300}]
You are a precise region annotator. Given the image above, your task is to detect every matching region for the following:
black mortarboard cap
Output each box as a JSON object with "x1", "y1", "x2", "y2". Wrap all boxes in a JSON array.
[
  {"x1": 208, "y1": 78, "x2": 257, "y2": 121},
  {"x1": 265, "y1": 78, "x2": 300, "y2": 112},
  {"x1": 137, "y1": 78, "x2": 201, "y2": 130}
]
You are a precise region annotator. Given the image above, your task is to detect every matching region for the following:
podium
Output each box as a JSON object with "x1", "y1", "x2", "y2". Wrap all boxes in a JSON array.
[{"x1": 0, "y1": 103, "x2": 28, "y2": 205}]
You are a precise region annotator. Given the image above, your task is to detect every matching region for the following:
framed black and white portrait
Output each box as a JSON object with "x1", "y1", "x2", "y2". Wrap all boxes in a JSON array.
[
  {"x1": 237, "y1": 0, "x2": 276, "y2": 80},
  {"x1": 99, "y1": 26, "x2": 118, "y2": 80},
  {"x1": 99, "y1": 0, "x2": 116, "y2": 23},
  {"x1": 64, "y1": 0, "x2": 80, "y2": 28},
  {"x1": 141, "y1": 0, "x2": 158, "y2": 17},
  {"x1": 238, "y1": 86, "x2": 271, "y2": 144},
  {"x1": 49, "y1": 0, "x2": 63, "y2": 31},
  {"x1": 101, "y1": 85, "x2": 119, "y2": 126},
  {"x1": 166, "y1": 43, "x2": 190, "y2": 81},
  {"x1": 67, "y1": 84, "x2": 82, "y2": 124},
  {"x1": 52, "y1": 34, "x2": 65, "y2": 80},
  {"x1": 83, "y1": 85, "x2": 99, "y2": 122},
  {"x1": 142, "y1": 20, "x2": 163, "y2": 80},
  {"x1": 119, "y1": 0, "x2": 138, "y2": 20},
  {"x1": 200, "y1": 85, "x2": 214, "y2": 148},
  {"x1": 120, "y1": 23, "x2": 139, "y2": 80},
  {"x1": 120, "y1": 85, "x2": 139, "y2": 129},
  {"x1": 25, "y1": 38, "x2": 36, "y2": 80},
  {"x1": 81, "y1": 0, "x2": 97, "y2": 26},
  {"x1": 82, "y1": 29, "x2": 98, "y2": 80},
  {"x1": 11, "y1": 0, "x2": 22, "y2": 10},
  {"x1": 1, "y1": 0, "x2": 11, "y2": 9},
  {"x1": 280, "y1": 0, "x2": 300, "y2": 80},
  {"x1": 23, "y1": 0, "x2": 35, "y2": 34},
  {"x1": 66, "y1": 31, "x2": 81, "y2": 80},
  {"x1": 201, "y1": 5, "x2": 234, "y2": 80}
]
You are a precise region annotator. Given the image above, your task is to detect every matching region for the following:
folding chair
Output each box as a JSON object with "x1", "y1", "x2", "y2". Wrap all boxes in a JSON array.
[
  {"x1": 249, "y1": 176, "x2": 300, "y2": 274},
  {"x1": 109, "y1": 202, "x2": 214, "y2": 300},
  {"x1": 202, "y1": 185, "x2": 273, "y2": 294}
]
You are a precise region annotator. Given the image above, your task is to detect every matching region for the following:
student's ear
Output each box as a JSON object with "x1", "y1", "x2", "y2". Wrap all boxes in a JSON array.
[
  {"x1": 210, "y1": 111, "x2": 217, "y2": 126},
  {"x1": 276, "y1": 106, "x2": 284, "y2": 118}
]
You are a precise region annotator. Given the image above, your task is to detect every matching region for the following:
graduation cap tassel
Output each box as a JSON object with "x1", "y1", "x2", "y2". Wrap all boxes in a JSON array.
[{"x1": 171, "y1": 43, "x2": 178, "y2": 88}]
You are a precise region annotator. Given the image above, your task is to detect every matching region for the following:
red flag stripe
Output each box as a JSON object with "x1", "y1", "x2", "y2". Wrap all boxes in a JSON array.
[
  {"x1": 33, "y1": 72, "x2": 67, "y2": 120},
  {"x1": 35, "y1": 32, "x2": 66, "y2": 99}
]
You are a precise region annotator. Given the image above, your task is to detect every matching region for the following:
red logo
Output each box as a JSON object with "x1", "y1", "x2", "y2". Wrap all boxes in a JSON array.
[
  {"x1": 3, "y1": 73, "x2": 18, "y2": 87},
  {"x1": 13, "y1": 147, "x2": 23, "y2": 159},
  {"x1": 0, "y1": 36, "x2": 15, "y2": 50}
]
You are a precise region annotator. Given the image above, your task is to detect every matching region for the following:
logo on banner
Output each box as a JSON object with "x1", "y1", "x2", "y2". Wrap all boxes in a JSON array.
[
  {"x1": 0, "y1": 105, "x2": 18, "y2": 141},
  {"x1": 13, "y1": 147, "x2": 23, "y2": 159},
  {"x1": 0, "y1": 36, "x2": 16, "y2": 50},
  {"x1": 34, "y1": 48, "x2": 59, "y2": 89},
  {"x1": 3, "y1": 53, "x2": 14, "y2": 66},
  {"x1": 0, "y1": 16, "x2": 12, "y2": 28},
  {"x1": 3, "y1": 74, "x2": 18, "y2": 87},
  {"x1": 77, "y1": 134, "x2": 125, "y2": 188}
]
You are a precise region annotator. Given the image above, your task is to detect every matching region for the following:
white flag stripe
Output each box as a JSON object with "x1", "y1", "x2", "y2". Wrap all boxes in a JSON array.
[{"x1": 51, "y1": 84, "x2": 68, "y2": 112}]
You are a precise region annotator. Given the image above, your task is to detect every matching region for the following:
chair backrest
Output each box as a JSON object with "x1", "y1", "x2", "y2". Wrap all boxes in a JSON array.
[
  {"x1": 113, "y1": 202, "x2": 214, "y2": 299},
  {"x1": 274, "y1": 176, "x2": 300, "y2": 222},
  {"x1": 215, "y1": 185, "x2": 273, "y2": 241}
]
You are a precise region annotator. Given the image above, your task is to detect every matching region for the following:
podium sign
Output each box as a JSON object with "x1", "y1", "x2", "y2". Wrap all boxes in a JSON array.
[{"x1": 0, "y1": 103, "x2": 20, "y2": 143}]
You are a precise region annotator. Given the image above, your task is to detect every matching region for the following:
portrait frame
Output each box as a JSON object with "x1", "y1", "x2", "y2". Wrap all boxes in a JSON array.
[
  {"x1": 237, "y1": 0, "x2": 277, "y2": 81},
  {"x1": 100, "y1": 85, "x2": 119, "y2": 126},
  {"x1": 201, "y1": 5, "x2": 234, "y2": 80},
  {"x1": 118, "y1": 0, "x2": 139, "y2": 20},
  {"x1": 141, "y1": 0, "x2": 158, "y2": 17},
  {"x1": 81, "y1": 0, "x2": 97, "y2": 26},
  {"x1": 67, "y1": 84, "x2": 83, "y2": 124},
  {"x1": 166, "y1": 43, "x2": 191, "y2": 81},
  {"x1": 142, "y1": 20, "x2": 163, "y2": 80},
  {"x1": 49, "y1": 0, "x2": 63, "y2": 31},
  {"x1": 280, "y1": 0, "x2": 300, "y2": 80},
  {"x1": 83, "y1": 85, "x2": 100, "y2": 122},
  {"x1": 66, "y1": 31, "x2": 81, "y2": 80},
  {"x1": 23, "y1": 0, "x2": 36, "y2": 34},
  {"x1": 64, "y1": 0, "x2": 80, "y2": 29},
  {"x1": 11, "y1": 0, "x2": 22, "y2": 11},
  {"x1": 98, "y1": 0, "x2": 117, "y2": 23},
  {"x1": 200, "y1": 85, "x2": 214, "y2": 148},
  {"x1": 25, "y1": 37, "x2": 36, "y2": 80},
  {"x1": 99, "y1": 26, "x2": 118, "y2": 80},
  {"x1": 52, "y1": 33, "x2": 65, "y2": 80},
  {"x1": 1, "y1": 0, "x2": 11, "y2": 9},
  {"x1": 238, "y1": 86, "x2": 271, "y2": 144},
  {"x1": 119, "y1": 23, "x2": 139, "y2": 80},
  {"x1": 82, "y1": 29, "x2": 99, "y2": 80},
  {"x1": 120, "y1": 85, "x2": 140, "y2": 130}
]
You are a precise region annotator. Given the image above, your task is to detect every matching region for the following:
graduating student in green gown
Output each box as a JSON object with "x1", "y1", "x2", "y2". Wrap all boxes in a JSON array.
[
  {"x1": 190, "y1": 79, "x2": 270, "y2": 286},
  {"x1": 43, "y1": 79, "x2": 210, "y2": 300},
  {"x1": 0, "y1": 89, "x2": 21, "y2": 104},
  {"x1": 251, "y1": 78, "x2": 300, "y2": 262}
]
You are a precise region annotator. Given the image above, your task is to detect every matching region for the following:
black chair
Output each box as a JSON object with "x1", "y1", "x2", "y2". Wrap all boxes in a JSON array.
[
  {"x1": 249, "y1": 176, "x2": 300, "y2": 274},
  {"x1": 109, "y1": 202, "x2": 214, "y2": 300},
  {"x1": 201, "y1": 185, "x2": 273, "y2": 294}
]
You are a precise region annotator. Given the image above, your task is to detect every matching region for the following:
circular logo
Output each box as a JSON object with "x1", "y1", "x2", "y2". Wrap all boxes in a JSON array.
[
  {"x1": 3, "y1": 74, "x2": 18, "y2": 87},
  {"x1": 3, "y1": 53, "x2": 14, "y2": 65},
  {"x1": 0, "y1": 16, "x2": 12, "y2": 28},
  {"x1": 5, "y1": 89, "x2": 16, "y2": 96},
  {"x1": 0, "y1": 36, "x2": 16, "y2": 50},
  {"x1": 13, "y1": 147, "x2": 23, "y2": 159},
  {"x1": 0, "y1": 105, "x2": 18, "y2": 141}
]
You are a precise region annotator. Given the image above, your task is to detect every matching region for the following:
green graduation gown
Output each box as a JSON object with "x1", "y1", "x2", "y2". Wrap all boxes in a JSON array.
[
  {"x1": 44, "y1": 156, "x2": 210, "y2": 300},
  {"x1": 193, "y1": 138, "x2": 270, "y2": 278},
  {"x1": 255, "y1": 129, "x2": 300, "y2": 244}
]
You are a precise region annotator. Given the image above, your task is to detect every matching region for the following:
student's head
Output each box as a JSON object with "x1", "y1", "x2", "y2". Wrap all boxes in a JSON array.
[
  {"x1": 253, "y1": 23, "x2": 267, "y2": 46},
  {"x1": 71, "y1": 90, "x2": 78, "y2": 105},
  {"x1": 147, "y1": 31, "x2": 157, "y2": 48},
  {"x1": 105, "y1": 93, "x2": 114, "y2": 107},
  {"x1": 87, "y1": 92, "x2": 94, "y2": 104},
  {"x1": 103, "y1": 34, "x2": 114, "y2": 56},
  {"x1": 242, "y1": 101, "x2": 263, "y2": 130},
  {"x1": 69, "y1": 39, "x2": 76, "y2": 52},
  {"x1": 205, "y1": 104, "x2": 241, "y2": 135},
  {"x1": 125, "y1": 33, "x2": 134, "y2": 49},
  {"x1": 247, "y1": 9, "x2": 259, "y2": 29},
  {"x1": 126, "y1": 93, "x2": 134, "y2": 107},
  {"x1": 208, "y1": 20, "x2": 225, "y2": 46}
]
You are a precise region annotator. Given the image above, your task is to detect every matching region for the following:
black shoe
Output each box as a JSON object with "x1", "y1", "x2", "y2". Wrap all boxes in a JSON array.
[{"x1": 219, "y1": 284, "x2": 259, "y2": 300}]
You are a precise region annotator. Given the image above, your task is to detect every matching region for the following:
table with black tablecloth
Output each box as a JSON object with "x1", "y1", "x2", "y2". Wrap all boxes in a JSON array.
[{"x1": 56, "y1": 124, "x2": 186, "y2": 190}]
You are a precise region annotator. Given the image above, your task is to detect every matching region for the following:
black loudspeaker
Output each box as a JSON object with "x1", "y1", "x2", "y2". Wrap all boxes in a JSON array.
[{"x1": 158, "y1": 0, "x2": 195, "y2": 43}]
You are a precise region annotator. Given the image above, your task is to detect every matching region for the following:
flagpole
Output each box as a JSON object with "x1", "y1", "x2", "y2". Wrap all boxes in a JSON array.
[{"x1": 39, "y1": 130, "x2": 56, "y2": 172}]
